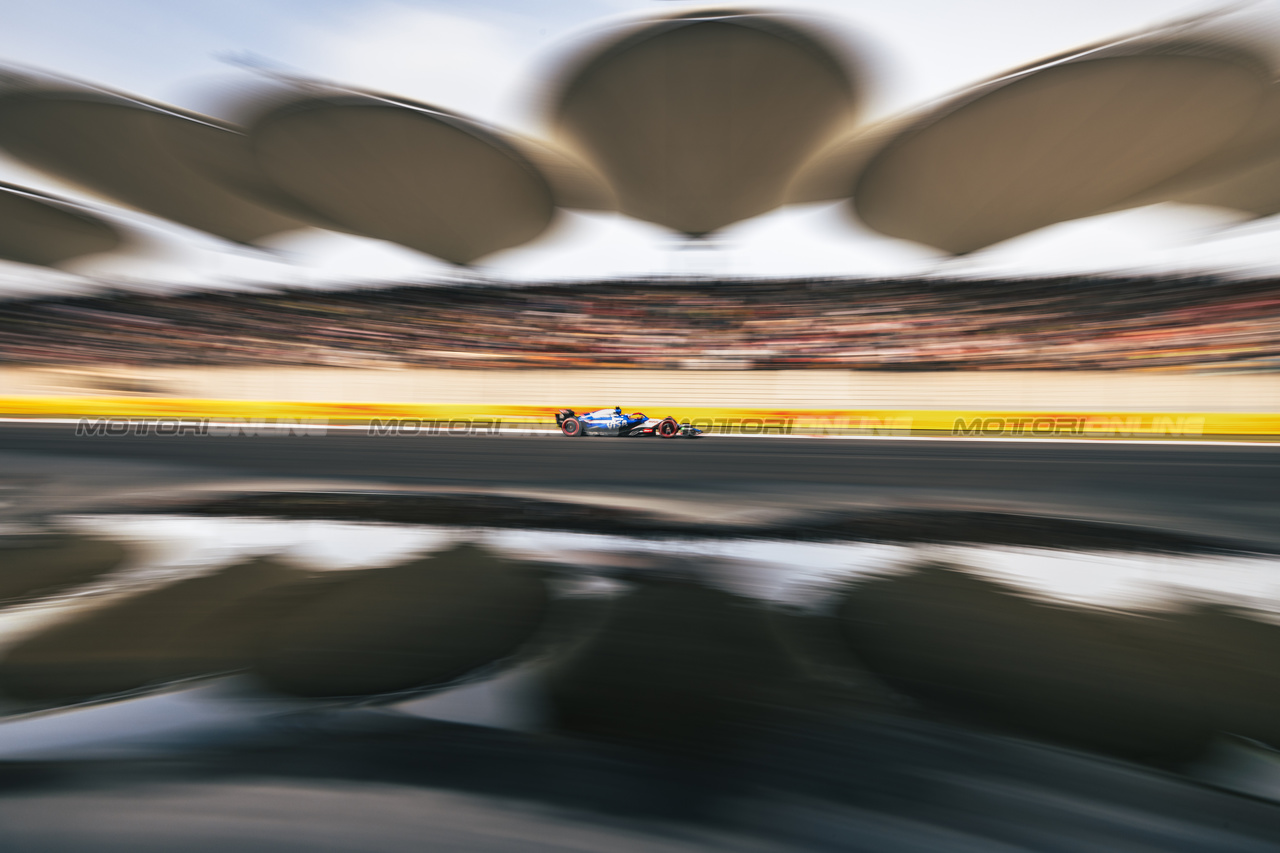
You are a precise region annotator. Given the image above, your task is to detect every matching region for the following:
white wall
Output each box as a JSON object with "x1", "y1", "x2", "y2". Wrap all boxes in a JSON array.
[{"x1": 1, "y1": 366, "x2": 1277, "y2": 412}]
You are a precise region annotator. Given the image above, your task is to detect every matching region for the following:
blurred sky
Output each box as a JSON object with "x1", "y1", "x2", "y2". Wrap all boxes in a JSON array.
[{"x1": 0, "y1": 0, "x2": 1276, "y2": 293}]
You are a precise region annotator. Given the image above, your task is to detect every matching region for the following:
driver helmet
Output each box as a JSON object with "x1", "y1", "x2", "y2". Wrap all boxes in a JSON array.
[{"x1": 615, "y1": 406, "x2": 622, "y2": 415}]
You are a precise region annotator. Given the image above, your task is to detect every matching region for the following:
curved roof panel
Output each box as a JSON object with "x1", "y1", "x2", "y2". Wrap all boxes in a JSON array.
[
  {"x1": 1108, "y1": 84, "x2": 1280, "y2": 214},
  {"x1": 0, "y1": 83, "x2": 312, "y2": 244},
  {"x1": 0, "y1": 182, "x2": 122, "y2": 267},
  {"x1": 849, "y1": 45, "x2": 1267, "y2": 254},
  {"x1": 248, "y1": 93, "x2": 561, "y2": 265},
  {"x1": 551, "y1": 10, "x2": 860, "y2": 236},
  {"x1": 1163, "y1": 153, "x2": 1280, "y2": 219}
]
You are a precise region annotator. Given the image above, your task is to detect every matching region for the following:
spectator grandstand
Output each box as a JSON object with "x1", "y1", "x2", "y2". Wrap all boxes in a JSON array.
[{"x1": 1, "y1": 275, "x2": 1277, "y2": 371}]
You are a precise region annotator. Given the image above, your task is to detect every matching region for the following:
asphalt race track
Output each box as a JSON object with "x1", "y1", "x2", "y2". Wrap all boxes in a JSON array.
[
  {"x1": 1, "y1": 424, "x2": 1277, "y2": 496},
  {"x1": 0, "y1": 422, "x2": 1269, "y2": 489},
  {"x1": 3, "y1": 424, "x2": 1280, "y2": 543}
]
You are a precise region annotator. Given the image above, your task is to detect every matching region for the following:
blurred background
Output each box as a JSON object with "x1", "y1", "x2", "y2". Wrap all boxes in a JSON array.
[{"x1": 2, "y1": 1, "x2": 1280, "y2": 850}]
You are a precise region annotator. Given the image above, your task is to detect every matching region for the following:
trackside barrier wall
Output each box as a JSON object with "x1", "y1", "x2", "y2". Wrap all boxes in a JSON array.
[
  {"x1": 3, "y1": 396, "x2": 1280, "y2": 438},
  {"x1": 4, "y1": 368, "x2": 1280, "y2": 413}
]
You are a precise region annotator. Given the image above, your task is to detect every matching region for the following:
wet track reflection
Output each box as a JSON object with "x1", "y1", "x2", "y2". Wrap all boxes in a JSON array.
[{"x1": 0, "y1": 504, "x2": 1279, "y2": 848}]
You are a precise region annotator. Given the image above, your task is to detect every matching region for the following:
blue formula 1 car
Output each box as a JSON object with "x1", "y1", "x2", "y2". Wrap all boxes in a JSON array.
[{"x1": 555, "y1": 407, "x2": 703, "y2": 438}]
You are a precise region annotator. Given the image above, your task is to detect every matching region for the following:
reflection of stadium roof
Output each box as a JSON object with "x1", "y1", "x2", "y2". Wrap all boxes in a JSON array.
[
  {"x1": 551, "y1": 9, "x2": 859, "y2": 236},
  {"x1": 0, "y1": 81, "x2": 311, "y2": 244},
  {"x1": 838, "y1": 42, "x2": 1269, "y2": 254},
  {"x1": 0, "y1": 182, "x2": 122, "y2": 267}
]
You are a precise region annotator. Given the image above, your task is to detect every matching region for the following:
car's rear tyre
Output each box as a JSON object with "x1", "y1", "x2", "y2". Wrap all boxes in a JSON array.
[
  {"x1": 657, "y1": 418, "x2": 679, "y2": 438},
  {"x1": 561, "y1": 417, "x2": 582, "y2": 437}
]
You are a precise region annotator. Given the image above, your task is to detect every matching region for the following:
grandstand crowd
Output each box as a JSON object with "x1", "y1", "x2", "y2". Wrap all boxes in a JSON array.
[{"x1": 0, "y1": 276, "x2": 1277, "y2": 370}]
